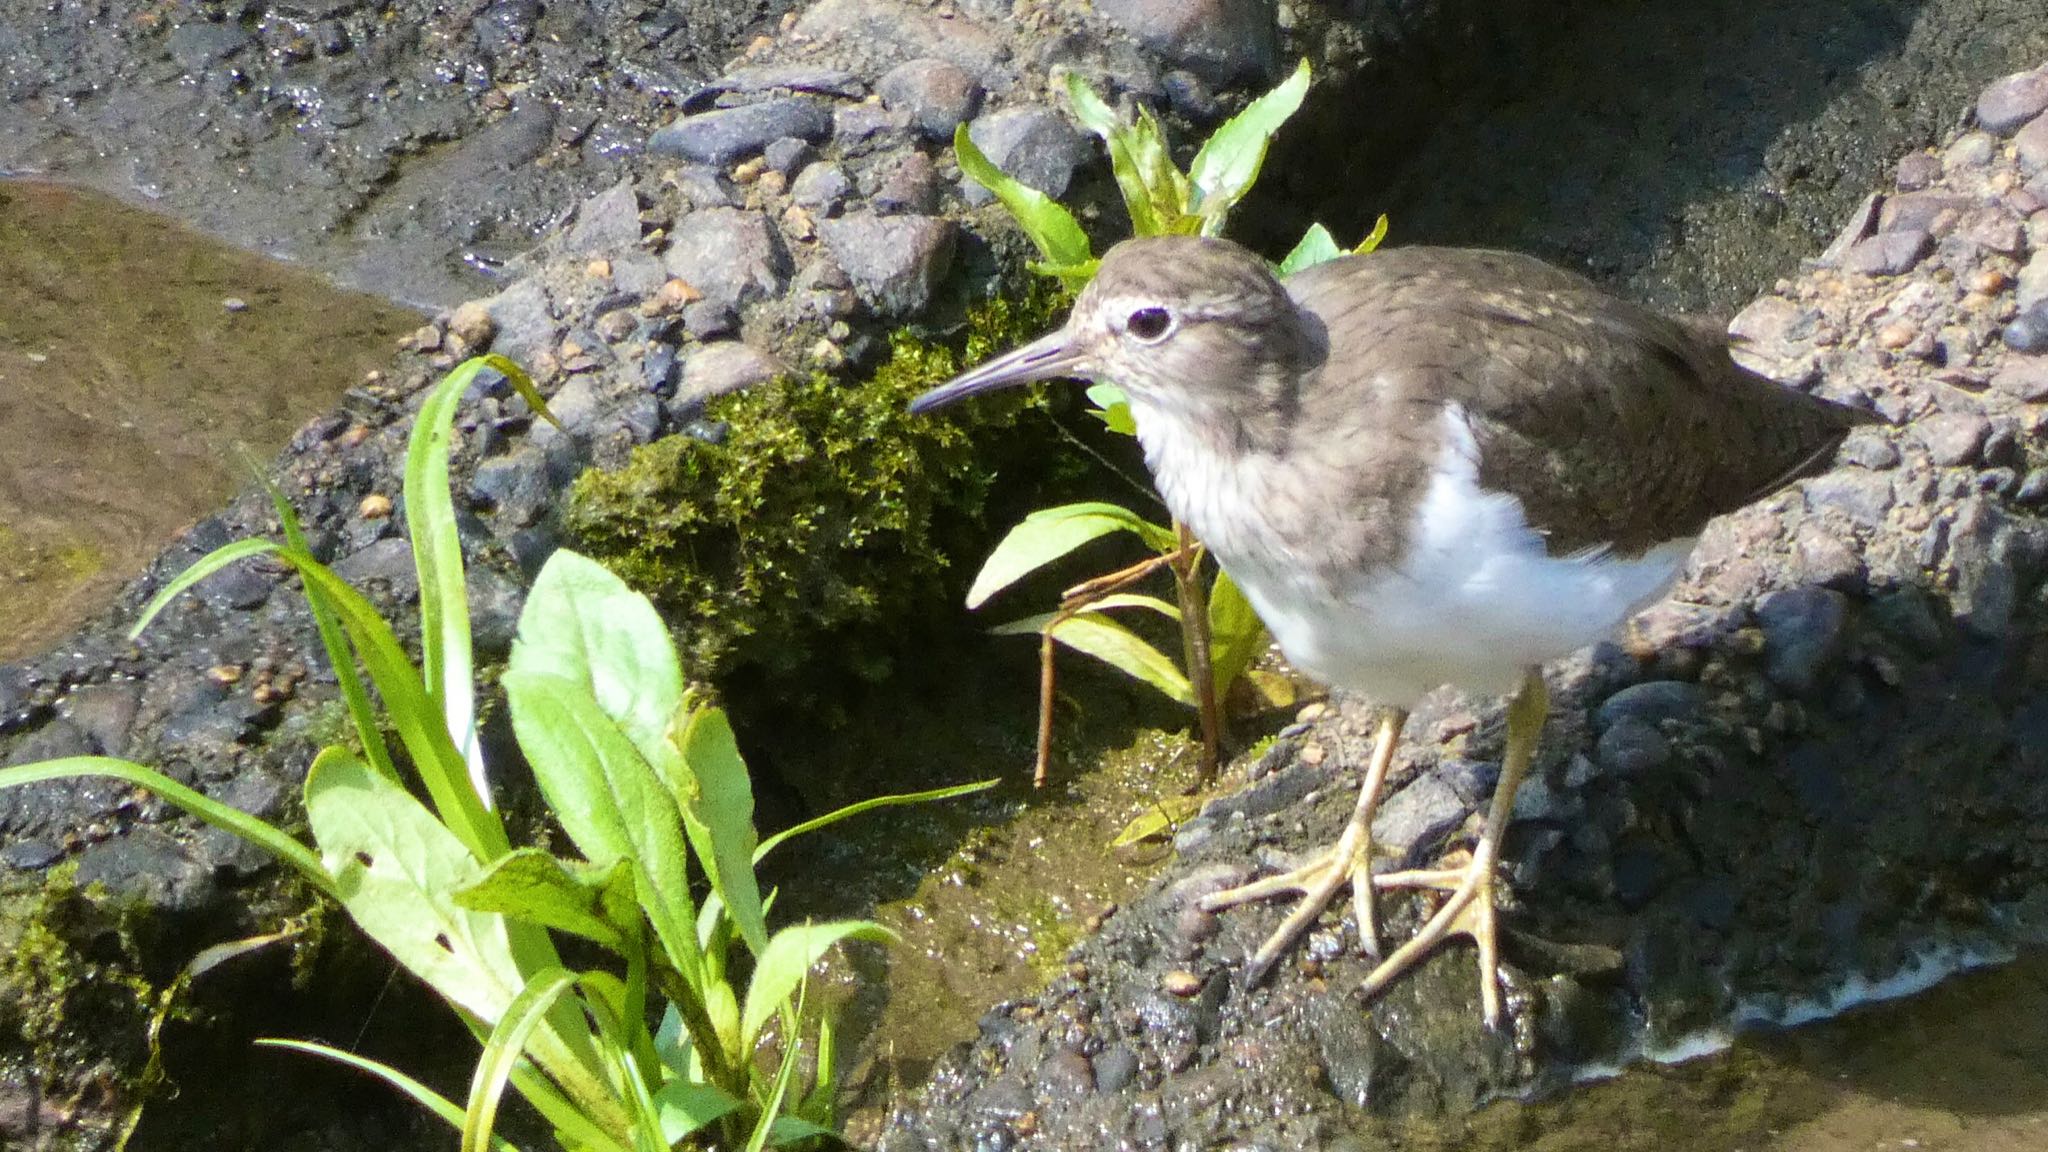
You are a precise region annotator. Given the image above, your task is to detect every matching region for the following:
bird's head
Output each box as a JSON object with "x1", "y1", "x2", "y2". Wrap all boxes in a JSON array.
[{"x1": 910, "y1": 235, "x2": 1316, "y2": 430}]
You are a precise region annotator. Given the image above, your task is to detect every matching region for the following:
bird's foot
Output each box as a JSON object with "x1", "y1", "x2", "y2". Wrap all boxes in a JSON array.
[
  {"x1": 1199, "y1": 835, "x2": 1383, "y2": 985},
  {"x1": 1365, "y1": 851, "x2": 1505, "y2": 1028}
]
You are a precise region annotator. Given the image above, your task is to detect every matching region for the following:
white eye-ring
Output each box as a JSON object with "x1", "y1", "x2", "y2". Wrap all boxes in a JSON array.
[{"x1": 1125, "y1": 306, "x2": 1175, "y2": 343}]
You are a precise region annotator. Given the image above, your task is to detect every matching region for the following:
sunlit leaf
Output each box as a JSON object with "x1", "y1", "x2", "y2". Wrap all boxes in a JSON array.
[
  {"x1": 654, "y1": 1079, "x2": 744, "y2": 1144},
  {"x1": 998, "y1": 613, "x2": 1195, "y2": 705},
  {"x1": 463, "y1": 967, "x2": 579, "y2": 1152},
  {"x1": 1206, "y1": 569, "x2": 1268, "y2": 700},
  {"x1": 953, "y1": 124, "x2": 1096, "y2": 290},
  {"x1": 1187, "y1": 58, "x2": 1312, "y2": 231},
  {"x1": 668, "y1": 704, "x2": 769, "y2": 958},
  {"x1": 1278, "y1": 222, "x2": 1343, "y2": 275},
  {"x1": 1109, "y1": 795, "x2": 1207, "y2": 847},
  {"x1": 753, "y1": 778, "x2": 997, "y2": 863},
  {"x1": 739, "y1": 922, "x2": 892, "y2": 1056},
  {"x1": 1065, "y1": 72, "x2": 1164, "y2": 238},
  {"x1": 968, "y1": 502, "x2": 1178, "y2": 608},
  {"x1": 1085, "y1": 382, "x2": 1137, "y2": 435},
  {"x1": 454, "y1": 849, "x2": 637, "y2": 952},
  {"x1": 1355, "y1": 213, "x2": 1390, "y2": 254}
]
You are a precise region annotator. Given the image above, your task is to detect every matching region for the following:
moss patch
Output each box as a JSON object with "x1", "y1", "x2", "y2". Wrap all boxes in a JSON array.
[{"x1": 564, "y1": 282, "x2": 1071, "y2": 690}]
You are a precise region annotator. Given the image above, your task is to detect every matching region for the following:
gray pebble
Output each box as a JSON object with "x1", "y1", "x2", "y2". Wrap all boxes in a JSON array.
[
  {"x1": 1979, "y1": 67, "x2": 2048, "y2": 135},
  {"x1": 1597, "y1": 681, "x2": 1708, "y2": 729},
  {"x1": 877, "y1": 58, "x2": 983, "y2": 140},
  {"x1": 1370, "y1": 773, "x2": 1466, "y2": 856},
  {"x1": 1093, "y1": 0, "x2": 1277, "y2": 85},
  {"x1": 816, "y1": 212, "x2": 957, "y2": 316},
  {"x1": 1914, "y1": 412, "x2": 1990, "y2": 467},
  {"x1": 676, "y1": 342, "x2": 786, "y2": 409},
  {"x1": 1595, "y1": 717, "x2": 1670, "y2": 777},
  {"x1": 1755, "y1": 586, "x2": 1848, "y2": 694},
  {"x1": 662, "y1": 208, "x2": 790, "y2": 313},
  {"x1": 1803, "y1": 470, "x2": 1895, "y2": 527},
  {"x1": 963, "y1": 107, "x2": 1090, "y2": 203},
  {"x1": 1840, "y1": 428, "x2": 1899, "y2": 470},
  {"x1": 1894, "y1": 152, "x2": 1941, "y2": 191},
  {"x1": 761, "y1": 136, "x2": 814, "y2": 176},
  {"x1": 563, "y1": 179, "x2": 642, "y2": 256},
  {"x1": 791, "y1": 160, "x2": 853, "y2": 211},
  {"x1": 2001, "y1": 301, "x2": 2048, "y2": 354},
  {"x1": 648, "y1": 98, "x2": 832, "y2": 165},
  {"x1": 1844, "y1": 230, "x2": 1933, "y2": 276}
]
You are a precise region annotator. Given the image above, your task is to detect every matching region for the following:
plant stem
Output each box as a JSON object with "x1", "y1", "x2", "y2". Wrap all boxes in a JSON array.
[{"x1": 1170, "y1": 521, "x2": 1222, "y2": 783}]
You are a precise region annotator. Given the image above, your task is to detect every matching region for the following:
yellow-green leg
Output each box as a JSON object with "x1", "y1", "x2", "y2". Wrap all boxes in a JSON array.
[
  {"x1": 1364, "y1": 666, "x2": 1547, "y2": 1028},
  {"x1": 1200, "y1": 707, "x2": 1409, "y2": 983}
]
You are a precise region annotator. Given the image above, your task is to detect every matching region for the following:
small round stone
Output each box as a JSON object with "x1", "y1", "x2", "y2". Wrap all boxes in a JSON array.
[
  {"x1": 2002, "y1": 304, "x2": 2048, "y2": 353},
  {"x1": 1161, "y1": 970, "x2": 1203, "y2": 997},
  {"x1": 359, "y1": 493, "x2": 394, "y2": 519}
]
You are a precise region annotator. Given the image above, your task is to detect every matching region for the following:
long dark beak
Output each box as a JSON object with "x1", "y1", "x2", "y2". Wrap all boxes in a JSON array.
[{"x1": 908, "y1": 329, "x2": 1088, "y2": 414}]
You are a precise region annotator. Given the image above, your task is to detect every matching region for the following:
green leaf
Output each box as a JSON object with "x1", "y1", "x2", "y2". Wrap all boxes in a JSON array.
[
  {"x1": 1278, "y1": 222, "x2": 1343, "y2": 275},
  {"x1": 1127, "y1": 104, "x2": 1196, "y2": 233},
  {"x1": 1206, "y1": 568, "x2": 1269, "y2": 700},
  {"x1": 1079, "y1": 592, "x2": 1182, "y2": 620},
  {"x1": 304, "y1": 746, "x2": 527, "y2": 1025},
  {"x1": 1024, "y1": 613, "x2": 1196, "y2": 705},
  {"x1": 512, "y1": 550, "x2": 685, "y2": 782},
  {"x1": 753, "y1": 778, "x2": 998, "y2": 863},
  {"x1": 1109, "y1": 795, "x2": 1207, "y2": 847},
  {"x1": 654, "y1": 1079, "x2": 744, "y2": 1144},
  {"x1": 1186, "y1": 58, "x2": 1312, "y2": 232},
  {"x1": 1084, "y1": 382, "x2": 1137, "y2": 436},
  {"x1": 1355, "y1": 213, "x2": 1390, "y2": 254},
  {"x1": 130, "y1": 538, "x2": 281, "y2": 639},
  {"x1": 967, "y1": 502, "x2": 1177, "y2": 608},
  {"x1": 1065, "y1": 72, "x2": 1164, "y2": 238},
  {"x1": 739, "y1": 922, "x2": 893, "y2": 1057},
  {"x1": 766, "y1": 1115, "x2": 838, "y2": 1148},
  {"x1": 463, "y1": 967, "x2": 579, "y2": 1152},
  {"x1": 256, "y1": 1040, "x2": 525, "y2": 1152},
  {"x1": 953, "y1": 124, "x2": 1096, "y2": 290},
  {"x1": 454, "y1": 849, "x2": 637, "y2": 952},
  {"x1": 0, "y1": 757, "x2": 335, "y2": 900},
  {"x1": 501, "y1": 670, "x2": 702, "y2": 981},
  {"x1": 667, "y1": 704, "x2": 769, "y2": 958}
]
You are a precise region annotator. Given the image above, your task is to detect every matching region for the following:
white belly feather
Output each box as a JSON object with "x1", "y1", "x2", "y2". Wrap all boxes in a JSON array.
[{"x1": 1143, "y1": 403, "x2": 1693, "y2": 709}]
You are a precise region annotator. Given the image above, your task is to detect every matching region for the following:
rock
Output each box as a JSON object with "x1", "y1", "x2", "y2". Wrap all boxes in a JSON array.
[
  {"x1": 963, "y1": 107, "x2": 1090, "y2": 203},
  {"x1": 1843, "y1": 230, "x2": 1932, "y2": 276},
  {"x1": 876, "y1": 58, "x2": 982, "y2": 140},
  {"x1": 1914, "y1": 412, "x2": 1990, "y2": 466},
  {"x1": 1755, "y1": 587, "x2": 1848, "y2": 694},
  {"x1": 1992, "y1": 358, "x2": 2048, "y2": 401},
  {"x1": 1816, "y1": 193, "x2": 1881, "y2": 265},
  {"x1": 675, "y1": 342, "x2": 787, "y2": 409},
  {"x1": 666, "y1": 164, "x2": 742, "y2": 210},
  {"x1": 1092, "y1": 1044, "x2": 1138, "y2": 1092},
  {"x1": 816, "y1": 212, "x2": 957, "y2": 316},
  {"x1": 1839, "y1": 428, "x2": 1899, "y2": 470},
  {"x1": 2020, "y1": 113, "x2": 2048, "y2": 175},
  {"x1": 471, "y1": 447, "x2": 552, "y2": 528},
  {"x1": 1877, "y1": 192, "x2": 1969, "y2": 236},
  {"x1": 1369, "y1": 772, "x2": 1465, "y2": 855},
  {"x1": 166, "y1": 21, "x2": 250, "y2": 72},
  {"x1": 60, "y1": 681, "x2": 141, "y2": 758},
  {"x1": 1943, "y1": 132, "x2": 1997, "y2": 172},
  {"x1": 1946, "y1": 497, "x2": 2017, "y2": 638},
  {"x1": 1596, "y1": 717, "x2": 1670, "y2": 776},
  {"x1": 1093, "y1": 0, "x2": 1277, "y2": 85},
  {"x1": 689, "y1": 65, "x2": 866, "y2": 108},
  {"x1": 1793, "y1": 523, "x2": 1865, "y2": 591},
  {"x1": 682, "y1": 300, "x2": 739, "y2": 340},
  {"x1": 832, "y1": 101, "x2": 910, "y2": 151},
  {"x1": 72, "y1": 826, "x2": 216, "y2": 915},
  {"x1": 483, "y1": 279, "x2": 557, "y2": 369},
  {"x1": 562, "y1": 179, "x2": 642, "y2": 256},
  {"x1": 1977, "y1": 68, "x2": 2048, "y2": 134},
  {"x1": 1895, "y1": 152, "x2": 1941, "y2": 191},
  {"x1": 333, "y1": 538, "x2": 420, "y2": 599},
  {"x1": 2003, "y1": 301, "x2": 2048, "y2": 354},
  {"x1": 647, "y1": 98, "x2": 832, "y2": 166},
  {"x1": 662, "y1": 208, "x2": 789, "y2": 313},
  {"x1": 1596, "y1": 681, "x2": 1708, "y2": 730},
  {"x1": 1803, "y1": 470, "x2": 1895, "y2": 527},
  {"x1": 447, "y1": 299, "x2": 497, "y2": 351},
  {"x1": 791, "y1": 160, "x2": 853, "y2": 210},
  {"x1": 761, "y1": 136, "x2": 814, "y2": 177},
  {"x1": 867, "y1": 149, "x2": 941, "y2": 214},
  {"x1": 792, "y1": 0, "x2": 1009, "y2": 86}
]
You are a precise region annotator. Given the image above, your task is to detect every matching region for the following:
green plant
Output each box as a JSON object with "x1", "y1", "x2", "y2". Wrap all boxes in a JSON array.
[
  {"x1": 0, "y1": 356, "x2": 989, "y2": 1150},
  {"x1": 953, "y1": 61, "x2": 1386, "y2": 784}
]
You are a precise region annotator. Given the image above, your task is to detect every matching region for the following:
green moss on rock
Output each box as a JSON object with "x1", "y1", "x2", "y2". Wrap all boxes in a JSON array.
[{"x1": 564, "y1": 283, "x2": 1069, "y2": 686}]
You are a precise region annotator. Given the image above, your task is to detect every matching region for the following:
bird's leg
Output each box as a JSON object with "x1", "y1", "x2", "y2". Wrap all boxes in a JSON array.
[
  {"x1": 1200, "y1": 707, "x2": 1408, "y2": 982},
  {"x1": 1363, "y1": 667, "x2": 1547, "y2": 1028}
]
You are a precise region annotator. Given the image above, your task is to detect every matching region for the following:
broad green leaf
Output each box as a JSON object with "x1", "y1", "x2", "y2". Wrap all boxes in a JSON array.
[
  {"x1": 1187, "y1": 58, "x2": 1312, "y2": 231},
  {"x1": 766, "y1": 1115, "x2": 837, "y2": 1148},
  {"x1": 304, "y1": 747, "x2": 526, "y2": 1024},
  {"x1": 1355, "y1": 212, "x2": 1390, "y2": 254},
  {"x1": 463, "y1": 967, "x2": 579, "y2": 1152},
  {"x1": 512, "y1": 550, "x2": 686, "y2": 781},
  {"x1": 1012, "y1": 613, "x2": 1195, "y2": 705},
  {"x1": 739, "y1": 922, "x2": 892, "y2": 1056},
  {"x1": 256, "y1": 1040, "x2": 524, "y2": 1152},
  {"x1": 1084, "y1": 382, "x2": 1137, "y2": 435},
  {"x1": 1278, "y1": 222, "x2": 1343, "y2": 275},
  {"x1": 666, "y1": 704, "x2": 769, "y2": 958},
  {"x1": 1206, "y1": 568, "x2": 1269, "y2": 700},
  {"x1": 1109, "y1": 795, "x2": 1207, "y2": 847},
  {"x1": 968, "y1": 502, "x2": 1177, "y2": 608},
  {"x1": 0, "y1": 757, "x2": 334, "y2": 900},
  {"x1": 953, "y1": 124, "x2": 1096, "y2": 290},
  {"x1": 454, "y1": 849, "x2": 637, "y2": 951},
  {"x1": 1065, "y1": 72, "x2": 1163, "y2": 238},
  {"x1": 654, "y1": 1080, "x2": 744, "y2": 1144},
  {"x1": 753, "y1": 778, "x2": 998, "y2": 863},
  {"x1": 502, "y1": 670, "x2": 701, "y2": 980}
]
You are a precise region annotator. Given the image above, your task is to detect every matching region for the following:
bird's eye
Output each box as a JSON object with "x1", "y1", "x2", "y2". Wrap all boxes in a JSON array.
[{"x1": 1125, "y1": 306, "x2": 1174, "y2": 343}]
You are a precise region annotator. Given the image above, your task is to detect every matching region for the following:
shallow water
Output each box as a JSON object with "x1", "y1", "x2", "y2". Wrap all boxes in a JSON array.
[{"x1": 0, "y1": 181, "x2": 420, "y2": 660}]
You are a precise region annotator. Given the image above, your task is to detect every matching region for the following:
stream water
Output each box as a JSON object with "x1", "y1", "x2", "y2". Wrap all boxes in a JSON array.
[{"x1": 0, "y1": 180, "x2": 420, "y2": 661}]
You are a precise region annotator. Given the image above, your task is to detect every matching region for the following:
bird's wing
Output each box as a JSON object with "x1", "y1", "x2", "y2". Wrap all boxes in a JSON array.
[{"x1": 1289, "y1": 248, "x2": 1867, "y2": 557}]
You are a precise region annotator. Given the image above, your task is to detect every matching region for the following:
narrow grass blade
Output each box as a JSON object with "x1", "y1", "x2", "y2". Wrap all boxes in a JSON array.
[
  {"x1": 752, "y1": 778, "x2": 996, "y2": 864},
  {"x1": 256, "y1": 1040, "x2": 523, "y2": 1152},
  {"x1": 462, "y1": 967, "x2": 579, "y2": 1152}
]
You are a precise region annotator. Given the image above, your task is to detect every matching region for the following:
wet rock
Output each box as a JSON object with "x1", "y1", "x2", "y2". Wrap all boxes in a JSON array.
[
  {"x1": 1914, "y1": 412, "x2": 1990, "y2": 466},
  {"x1": 483, "y1": 279, "x2": 557, "y2": 370},
  {"x1": 1036, "y1": 1046, "x2": 1094, "y2": 1097},
  {"x1": 817, "y1": 212, "x2": 956, "y2": 316},
  {"x1": 1595, "y1": 681, "x2": 1708, "y2": 730},
  {"x1": 1977, "y1": 67, "x2": 2048, "y2": 134},
  {"x1": 333, "y1": 538, "x2": 420, "y2": 600},
  {"x1": 166, "y1": 21, "x2": 251, "y2": 73},
  {"x1": 1755, "y1": 587, "x2": 1848, "y2": 694},
  {"x1": 648, "y1": 98, "x2": 832, "y2": 166},
  {"x1": 675, "y1": 342, "x2": 787, "y2": 410},
  {"x1": 662, "y1": 208, "x2": 789, "y2": 313},
  {"x1": 72, "y1": 825, "x2": 216, "y2": 915},
  {"x1": 1370, "y1": 772, "x2": 1465, "y2": 855},
  {"x1": 1843, "y1": 229, "x2": 1933, "y2": 276},
  {"x1": 963, "y1": 107, "x2": 1090, "y2": 203},
  {"x1": 877, "y1": 58, "x2": 982, "y2": 140},
  {"x1": 2003, "y1": 300, "x2": 2048, "y2": 354},
  {"x1": 60, "y1": 681, "x2": 141, "y2": 758},
  {"x1": 196, "y1": 561, "x2": 273, "y2": 612},
  {"x1": 1946, "y1": 497, "x2": 2018, "y2": 638},
  {"x1": 563, "y1": 179, "x2": 643, "y2": 256},
  {"x1": 1093, "y1": 0, "x2": 1277, "y2": 85},
  {"x1": 1092, "y1": 1044, "x2": 1138, "y2": 1093},
  {"x1": 791, "y1": 160, "x2": 853, "y2": 211}
]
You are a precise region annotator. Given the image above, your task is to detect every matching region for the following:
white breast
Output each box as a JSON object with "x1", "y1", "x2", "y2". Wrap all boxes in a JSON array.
[{"x1": 1140, "y1": 402, "x2": 1693, "y2": 710}]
